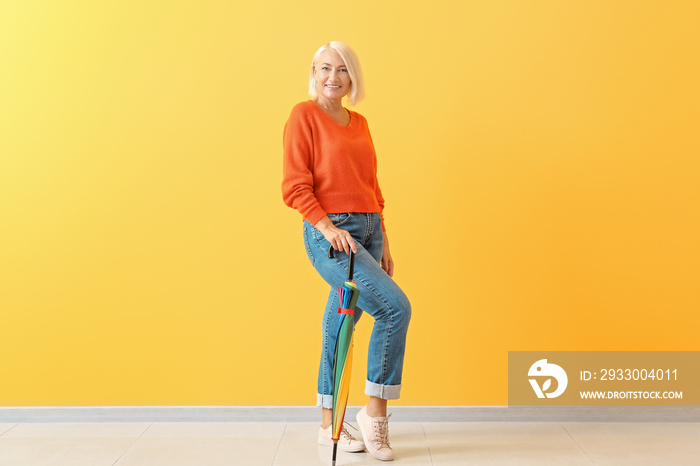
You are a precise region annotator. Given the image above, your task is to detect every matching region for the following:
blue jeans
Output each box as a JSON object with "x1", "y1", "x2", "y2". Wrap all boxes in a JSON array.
[{"x1": 303, "y1": 212, "x2": 411, "y2": 409}]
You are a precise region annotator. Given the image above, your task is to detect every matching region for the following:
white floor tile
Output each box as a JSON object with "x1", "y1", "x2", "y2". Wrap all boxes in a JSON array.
[
  {"x1": 114, "y1": 436, "x2": 280, "y2": 466},
  {"x1": 0, "y1": 422, "x2": 149, "y2": 438},
  {"x1": 273, "y1": 423, "x2": 432, "y2": 465},
  {"x1": 0, "y1": 420, "x2": 697, "y2": 466},
  {"x1": 0, "y1": 437, "x2": 135, "y2": 466},
  {"x1": 562, "y1": 422, "x2": 700, "y2": 466},
  {"x1": 383, "y1": 423, "x2": 433, "y2": 465},
  {"x1": 143, "y1": 422, "x2": 285, "y2": 438},
  {"x1": 115, "y1": 423, "x2": 286, "y2": 465},
  {"x1": 423, "y1": 423, "x2": 593, "y2": 465},
  {"x1": 427, "y1": 442, "x2": 594, "y2": 466},
  {"x1": 423, "y1": 422, "x2": 577, "y2": 445},
  {"x1": 561, "y1": 421, "x2": 700, "y2": 442}
]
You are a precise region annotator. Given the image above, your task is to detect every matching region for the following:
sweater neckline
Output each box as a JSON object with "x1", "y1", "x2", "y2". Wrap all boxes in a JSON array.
[{"x1": 309, "y1": 100, "x2": 356, "y2": 131}]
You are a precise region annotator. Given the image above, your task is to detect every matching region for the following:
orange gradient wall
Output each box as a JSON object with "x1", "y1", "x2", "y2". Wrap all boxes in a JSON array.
[{"x1": 1, "y1": 1, "x2": 698, "y2": 406}]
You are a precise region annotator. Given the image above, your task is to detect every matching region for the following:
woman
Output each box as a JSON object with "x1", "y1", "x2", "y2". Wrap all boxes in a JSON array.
[{"x1": 282, "y1": 41, "x2": 411, "y2": 462}]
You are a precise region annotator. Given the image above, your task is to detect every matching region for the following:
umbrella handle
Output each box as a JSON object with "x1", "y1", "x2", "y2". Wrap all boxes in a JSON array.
[{"x1": 327, "y1": 246, "x2": 356, "y2": 281}]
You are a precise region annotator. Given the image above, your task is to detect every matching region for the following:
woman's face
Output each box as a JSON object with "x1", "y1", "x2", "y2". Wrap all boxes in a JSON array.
[{"x1": 313, "y1": 49, "x2": 351, "y2": 102}]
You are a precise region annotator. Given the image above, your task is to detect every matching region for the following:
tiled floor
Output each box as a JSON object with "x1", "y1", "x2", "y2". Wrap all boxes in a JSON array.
[{"x1": 0, "y1": 421, "x2": 698, "y2": 465}]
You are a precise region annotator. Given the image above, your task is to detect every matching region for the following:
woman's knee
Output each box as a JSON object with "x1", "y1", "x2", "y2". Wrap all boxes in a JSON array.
[
  {"x1": 376, "y1": 289, "x2": 411, "y2": 325},
  {"x1": 397, "y1": 292, "x2": 411, "y2": 326}
]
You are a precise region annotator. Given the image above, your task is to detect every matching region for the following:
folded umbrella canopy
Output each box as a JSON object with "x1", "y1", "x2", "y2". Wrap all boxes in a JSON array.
[{"x1": 328, "y1": 248, "x2": 359, "y2": 466}]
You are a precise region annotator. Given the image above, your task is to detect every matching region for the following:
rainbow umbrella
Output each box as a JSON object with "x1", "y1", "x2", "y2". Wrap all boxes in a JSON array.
[{"x1": 328, "y1": 248, "x2": 359, "y2": 466}]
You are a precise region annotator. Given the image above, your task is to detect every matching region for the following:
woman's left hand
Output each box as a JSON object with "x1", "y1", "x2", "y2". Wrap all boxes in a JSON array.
[{"x1": 381, "y1": 231, "x2": 394, "y2": 277}]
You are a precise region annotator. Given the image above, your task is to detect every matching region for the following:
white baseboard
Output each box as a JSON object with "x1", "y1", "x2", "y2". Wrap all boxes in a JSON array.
[{"x1": 1, "y1": 406, "x2": 698, "y2": 423}]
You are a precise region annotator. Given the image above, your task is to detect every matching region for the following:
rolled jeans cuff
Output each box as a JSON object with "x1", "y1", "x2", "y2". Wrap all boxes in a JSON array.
[
  {"x1": 365, "y1": 380, "x2": 402, "y2": 400},
  {"x1": 316, "y1": 393, "x2": 333, "y2": 409}
]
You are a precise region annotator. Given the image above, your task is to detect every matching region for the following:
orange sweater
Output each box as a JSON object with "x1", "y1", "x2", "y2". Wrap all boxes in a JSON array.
[{"x1": 282, "y1": 100, "x2": 386, "y2": 230}]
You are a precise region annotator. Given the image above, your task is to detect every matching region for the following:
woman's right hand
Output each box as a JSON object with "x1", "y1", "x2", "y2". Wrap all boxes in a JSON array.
[{"x1": 315, "y1": 216, "x2": 357, "y2": 255}]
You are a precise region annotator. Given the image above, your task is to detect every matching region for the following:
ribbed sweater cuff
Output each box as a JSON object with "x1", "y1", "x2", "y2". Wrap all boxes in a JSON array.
[{"x1": 304, "y1": 206, "x2": 327, "y2": 228}]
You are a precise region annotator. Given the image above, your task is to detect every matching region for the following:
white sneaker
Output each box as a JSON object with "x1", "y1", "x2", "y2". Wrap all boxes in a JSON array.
[
  {"x1": 356, "y1": 405, "x2": 394, "y2": 461},
  {"x1": 318, "y1": 424, "x2": 366, "y2": 452}
]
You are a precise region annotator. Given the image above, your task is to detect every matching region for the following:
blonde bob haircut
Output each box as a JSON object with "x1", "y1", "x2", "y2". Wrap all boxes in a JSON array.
[{"x1": 308, "y1": 41, "x2": 365, "y2": 106}]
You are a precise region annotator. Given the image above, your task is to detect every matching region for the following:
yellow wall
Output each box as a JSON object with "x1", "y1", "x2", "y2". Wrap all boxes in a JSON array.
[{"x1": 1, "y1": 1, "x2": 698, "y2": 406}]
